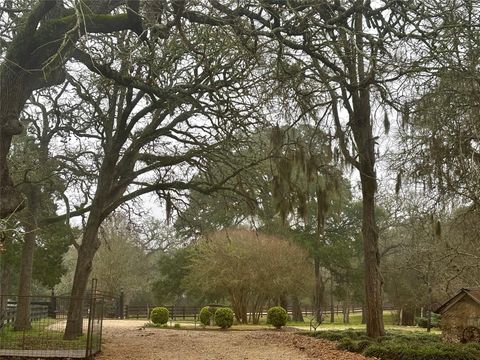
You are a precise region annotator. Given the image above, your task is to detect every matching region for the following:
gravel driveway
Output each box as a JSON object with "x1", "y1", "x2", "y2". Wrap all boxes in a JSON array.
[{"x1": 96, "y1": 320, "x2": 372, "y2": 360}]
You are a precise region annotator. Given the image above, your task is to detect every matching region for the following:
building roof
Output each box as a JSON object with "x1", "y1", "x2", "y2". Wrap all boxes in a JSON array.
[{"x1": 435, "y1": 288, "x2": 480, "y2": 314}]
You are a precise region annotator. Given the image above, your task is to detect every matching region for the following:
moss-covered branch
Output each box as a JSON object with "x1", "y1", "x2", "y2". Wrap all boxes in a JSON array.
[{"x1": 22, "y1": 0, "x2": 57, "y2": 39}]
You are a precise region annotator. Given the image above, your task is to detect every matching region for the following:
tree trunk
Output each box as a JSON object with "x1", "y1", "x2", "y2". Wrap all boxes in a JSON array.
[
  {"x1": 343, "y1": 1, "x2": 385, "y2": 338},
  {"x1": 14, "y1": 186, "x2": 39, "y2": 331},
  {"x1": 361, "y1": 303, "x2": 366, "y2": 324},
  {"x1": 233, "y1": 302, "x2": 242, "y2": 323},
  {"x1": 0, "y1": 1, "x2": 136, "y2": 220},
  {"x1": 0, "y1": 228, "x2": 13, "y2": 298},
  {"x1": 343, "y1": 301, "x2": 350, "y2": 324},
  {"x1": 237, "y1": 297, "x2": 248, "y2": 324},
  {"x1": 400, "y1": 307, "x2": 415, "y2": 326},
  {"x1": 314, "y1": 256, "x2": 325, "y2": 323},
  {"x1": 279, "y1": 294, "x2": 288, "y2": 311},
  {"x1": 0, "y1": 70, "x2": 30, "y2": 218},
  {"x1": 0, "y1": 260, "x2": 11, "y2": 300},
  {"x1": 359, "y1": 170, "x2": 385, "y2": 337},
  {"x1": 63, "y1": 218, "x2": 102, "y2": 339},
  {"x1": 0, "y1": 244, "x2": 13, "y2": 313},
  {"x1": 63, "y1": 153, "x2": 122, "y2": 339},
  {"x1": 291, "y1": 295, "x2": 304, "y2": 322},
  {"x1": 330, "y1": 270, "x2": 335, "y2": 323},
  {"x1": 230, "y1": 292, "x2": 248, "y2": 324},
  {"x1": 251, "y1": 298, "x2": 264, "y2": 325},
  {"x1": 427, "y1": 285, "x2": 432, "y2": 332}
]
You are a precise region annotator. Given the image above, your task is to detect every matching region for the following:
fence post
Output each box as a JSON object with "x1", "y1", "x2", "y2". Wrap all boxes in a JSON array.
[
  {"x1": 85, "y1": 278, "x2": 97, "y2": 359},
  {"x1": 48, "y1": 289, "x2": 57, "y2": 319}
]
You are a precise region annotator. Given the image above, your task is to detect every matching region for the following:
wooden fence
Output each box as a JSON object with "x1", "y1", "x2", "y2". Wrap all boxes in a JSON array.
[
  {"x1": 1, "y1": 303, "x2": 49, "y2": 326},
  {"x1": 121, "y1": 304, "x2": 364, "y2": 320},
  {"x1": 124, "y1": 305, "x2": 201, "y2": 320}
]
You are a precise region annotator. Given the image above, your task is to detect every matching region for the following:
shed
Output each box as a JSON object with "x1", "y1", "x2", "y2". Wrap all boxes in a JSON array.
[{"x1": 435, "y1": 288, "x2": 480, "y2": 343}]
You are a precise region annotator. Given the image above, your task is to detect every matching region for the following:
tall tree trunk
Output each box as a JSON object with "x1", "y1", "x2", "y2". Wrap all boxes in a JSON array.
[
  {"x1": 359, "y1": 170, "x2": 384, "y2": 337},
  {"x1": 427, "y1": 284, "x2": 432, "y2": 332},
  {"x1": 0, "y1": 260, "x2": 11, "y2": 299},
  {"x1": 339, "y1": 1, "x2": 384, "y2": 338},
  {"x1": 329, "y1": 270, "x2": 335, "y2": 323},
  {"x1": 0, "y1": 70, "x2": 30, "y2": 218},
  {"x1": 63, "y1": 217, "x2": 102, "y2": 339},
  {"x1": 314, "y1": 256, "x2": 325, "y2": 323},
  {"x1": 291, "y1": 295, "x2": 304, "y2": 322},
  {"x1": 361, "y1": 303, "x2": 366, "y2": 324},
  {"x1": 0, "y1": 1, "x2": 138, "y2": 219},
  {"x1": 14, "y1": 185, "x2": 39, "y2": 331},
  {"x1": 63, "y1": 154, "x2": 121, "y2": 339},
  {"x1": 279, "y1": 294, "x2": 288, "y2": 310},
  {"x1": 0, "y1": 238, "x2": 13, "y2": 313},
  {"x1": 0, "y1": 229, "x2": 12, "y2": 296},
  {"x1": 400, "y1": 307, "x2": 415, "y2": 326},
  {"x1": 342, "y1": 299, "x2": 350, "y2": 324}
]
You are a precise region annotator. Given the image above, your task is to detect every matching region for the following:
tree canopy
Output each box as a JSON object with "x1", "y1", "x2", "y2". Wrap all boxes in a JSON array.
[{"x1": 2, "y1": 0, "x2": 480, "y2": 342}]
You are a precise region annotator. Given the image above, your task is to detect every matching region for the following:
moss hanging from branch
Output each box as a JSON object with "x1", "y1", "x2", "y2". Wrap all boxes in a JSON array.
[{"x1": 269, "y1": 125, "x2": 344, "y2": 225}]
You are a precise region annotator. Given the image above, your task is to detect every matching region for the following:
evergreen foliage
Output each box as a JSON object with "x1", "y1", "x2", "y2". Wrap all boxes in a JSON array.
[
  {"x1": 150, "y1": 307, "x2": 169, "y2": 325},
  {"x1": 199, "y1": 306, "x2": 214, "y2": 326},
  {"x1": 309, "y1": 331, "x2": 480, "y2": 360},
  {"x1": 214, "y1": 308, "x2": 234, "y2": 329},
  {"x1": 266, "y1": 306, "x2": 288, "y2": 329}
]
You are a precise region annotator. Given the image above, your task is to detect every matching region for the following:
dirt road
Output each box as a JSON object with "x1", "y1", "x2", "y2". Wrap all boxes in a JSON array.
[{"x1": 95, "y1": 320, "x2": 371, "y2": 360}]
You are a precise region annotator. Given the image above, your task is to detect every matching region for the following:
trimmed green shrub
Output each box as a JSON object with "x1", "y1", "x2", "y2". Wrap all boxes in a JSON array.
[
  {"x1": 150, "y1": 307, "x2": 169, "y2": 325},
  {"x1": 199, "y1": 306, "x2": 214, "y2": 326},
  {"x1": 214, "y1": 307, "x2": 234, "y2": 329},
  {"x1": 267, "y1": 306, "x2": 288, "y2": 329}
]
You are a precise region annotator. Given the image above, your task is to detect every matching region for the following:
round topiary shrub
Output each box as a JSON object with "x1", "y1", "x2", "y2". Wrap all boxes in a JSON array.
[
  {"x1": 199, "y1": 306, "x2": 214, "y2": 326},
  {"x1": 150, "y1": 307, "x2": 169, "y2": 325},
  {"x1": 267, "y1": 306, "x2": 288, "y2": 329},
  {"x1": 214, "y1": 307, "x2": 234, "y2": 329}
]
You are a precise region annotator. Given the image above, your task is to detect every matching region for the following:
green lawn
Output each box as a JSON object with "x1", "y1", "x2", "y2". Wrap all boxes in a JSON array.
[
  {"x1": 146, "y1": 310, "x2": 439, "y2": 335},
  {"x1": 286, "y1": 311, "x2": 440, "y2": 333},
  {"x1": 0, "y1": 319, "x2": 88, "y2": 350},
  {"x1": 287, "y1": 310, "x2": 394, "y2": 326}
]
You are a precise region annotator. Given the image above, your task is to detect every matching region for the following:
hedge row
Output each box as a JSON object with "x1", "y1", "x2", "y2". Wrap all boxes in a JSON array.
[
  {"x1": 309, "y1": 330, "x2": 480, "y2": 360},
  {"x1": 152, "y1": 305, "x2": 290, "y2": 330},
  {"x1": 199, "y1": 306, "x2": 234, "y2": 329}
]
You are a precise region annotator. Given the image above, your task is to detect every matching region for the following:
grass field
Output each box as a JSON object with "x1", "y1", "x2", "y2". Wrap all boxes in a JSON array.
[
  {"x1": 0, "y1": 319, "x2": 88, "y2": 350},
  {"x1": 286, "y1": 310, "x2": 440, "y2": 333},
  {"x1": 145, "y1": 310, "x2": 439, "y2": 335}
]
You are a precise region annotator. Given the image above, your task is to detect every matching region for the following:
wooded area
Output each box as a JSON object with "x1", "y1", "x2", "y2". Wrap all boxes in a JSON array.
[{"x1": 1, "y1": 0, "x2": 480, "y2": 349}]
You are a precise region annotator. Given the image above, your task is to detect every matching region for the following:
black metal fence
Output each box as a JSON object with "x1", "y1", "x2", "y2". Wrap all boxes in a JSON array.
[
  {"x1": 0, "y1": 281, "x2": 105, "y2": 359},
  {"x1": 122, "y1": 304, "x2": 201, "y2": 321},
  {"x1": 121, "y1": 303, "x2": 364, "y2": 322}
]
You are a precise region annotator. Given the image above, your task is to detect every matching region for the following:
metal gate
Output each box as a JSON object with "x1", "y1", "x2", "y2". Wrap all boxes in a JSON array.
[{"x1": 0, "y1": 279, "x2": 105, "y2": 359}]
